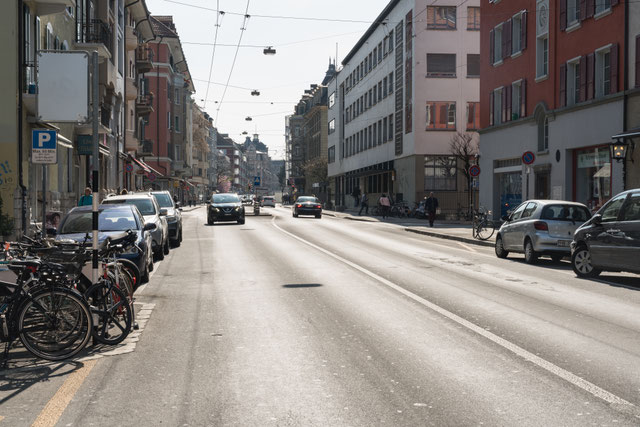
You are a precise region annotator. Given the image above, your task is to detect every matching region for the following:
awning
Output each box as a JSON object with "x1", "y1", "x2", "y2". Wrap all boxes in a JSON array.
[
  {"x1": 611, "y1": 129, "x2": 640, "y2": 140},
  {"x1": 593, "y1": 163, "x2": 611, "y2": 178},
  {"x1": 129, "y1": 155, "x2": 151, "y2": 173}
]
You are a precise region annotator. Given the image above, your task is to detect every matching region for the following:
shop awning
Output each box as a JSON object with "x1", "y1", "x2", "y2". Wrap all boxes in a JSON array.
[
  {"x1": 593, "y1": 163, "x2": 611, "y2": 178},
  {"x1": 129, "y1": 155, "x2": 151, "y2": 173}
]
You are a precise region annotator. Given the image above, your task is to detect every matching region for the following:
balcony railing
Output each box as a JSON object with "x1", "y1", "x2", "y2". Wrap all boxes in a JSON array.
[
  {"x1": 135, "y1": 93, "x2": 153, "y2": 116},
  {"x1": 141, "y1": 140, "x2": 154, "y2": 155},
  {"x1": 135, "y1": 45, "x2": 153, "y2": 73},
  {"x1": 77, "y1": 19, "x2": 113, "y2": 55},
  {"x1": 100, "y1": 105, "x2": 111, "y2": 128}
]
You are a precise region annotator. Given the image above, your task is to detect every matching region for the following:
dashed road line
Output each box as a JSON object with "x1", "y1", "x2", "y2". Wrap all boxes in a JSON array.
[{"x1": 272, "y1": 217, "x2": 638, "y2": 413}]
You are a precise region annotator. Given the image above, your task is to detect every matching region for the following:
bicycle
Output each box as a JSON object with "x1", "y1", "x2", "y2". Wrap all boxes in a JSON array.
[{"x1": 472, "y1": 207, "x2": 496, "y2": 241}]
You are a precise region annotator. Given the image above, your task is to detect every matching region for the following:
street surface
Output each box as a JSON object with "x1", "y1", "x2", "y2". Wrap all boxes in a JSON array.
[{"x1": 1, "y1": 206, "x2": 640, "y2": 426}]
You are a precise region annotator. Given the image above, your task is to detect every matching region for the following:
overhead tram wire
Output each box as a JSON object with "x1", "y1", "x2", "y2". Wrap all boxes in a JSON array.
[
  {"x1": 213, "y1": 0, "x2": 251, "y2": 125},
  {"x1": 203, "y1": 0, "x2": 222, "y2": 109}
]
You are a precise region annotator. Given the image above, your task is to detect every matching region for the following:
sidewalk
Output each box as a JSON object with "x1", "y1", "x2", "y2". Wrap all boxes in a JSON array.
[{"x1": 322, "y1": 207, "x2": 496, "y2": 248}]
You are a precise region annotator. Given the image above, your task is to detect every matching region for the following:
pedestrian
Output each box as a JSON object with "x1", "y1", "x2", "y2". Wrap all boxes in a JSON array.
[
  {"x1": 378, "y1": 193, "x2": 391, "y2": 219},
  {"x1": 78, "y1": 187, "x2": 93, "y2": 206},
  {"x1": 425, "y1": 192, "x2": 439, "y2": 227},
  {"x1": 352, "y1": 187, "x2": 361, "y2": 208},
  {"x1": 358, "y1": 193, "x2": 369, "y2": 215}
]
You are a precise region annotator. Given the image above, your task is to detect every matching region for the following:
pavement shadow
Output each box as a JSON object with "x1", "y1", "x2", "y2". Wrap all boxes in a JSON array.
[{"x1": 282, "y1": 283, "x2": 323, "y2": 289}]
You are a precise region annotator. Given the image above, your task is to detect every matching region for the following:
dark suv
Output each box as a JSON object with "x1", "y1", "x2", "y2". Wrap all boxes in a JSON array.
[
  {"x1": 208, "y1": 193, "x2": 245, "y2": 225},
  {"x1": 151, "y1": 191, "x2": 182, "y2": 247},
  {"x1": 571, "y1": 189, "x2": 640, "y2": 278}
]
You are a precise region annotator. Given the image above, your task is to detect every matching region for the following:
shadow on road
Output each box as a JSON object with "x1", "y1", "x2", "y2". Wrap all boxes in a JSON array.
[{"x1": 282, "y1": 283, "x2": 323, "y2": 289}]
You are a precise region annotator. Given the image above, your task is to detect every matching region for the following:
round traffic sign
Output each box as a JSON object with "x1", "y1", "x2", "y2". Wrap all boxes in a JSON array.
[
  {"x1": 147, "y1": 172, "x2": 156, "y2": 182},
  {"x1": 469, "y1": 164, "x2": 481, "y2": 177},
  {"x1": 522, "y1": 151, "x2": 535, "y2": 165},
  {"x1": 125, "y1": 164, "x2": 133, "y2": 173}
]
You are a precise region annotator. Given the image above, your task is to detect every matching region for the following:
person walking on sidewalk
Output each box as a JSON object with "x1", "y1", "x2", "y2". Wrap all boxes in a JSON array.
[
  {"x1": 352, "y1": 187, "x2": 361, "y2": 208},
  {"x1": 358, "y1": 193, "x2": 369, "y2": 215},
  {"x1": 425, "y1": 192, "x2": 439, "y2": 227},
  {"x1": 378, "y1": 194, "x2": 391, "y2": 219},
  {"x1": 78, "y1": 187, "x2": 93, "y2": 206}
]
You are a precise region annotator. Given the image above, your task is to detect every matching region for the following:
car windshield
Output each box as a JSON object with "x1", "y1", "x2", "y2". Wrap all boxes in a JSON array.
[
  {"x1": 153, "y1": 193, "x2": 174, "y2": 208},
  {"x1": 103, "y1": 198, "x2": 156, "y2": 215},
  {"x1": 297, "y1": 197, "x2": 318, "y2": 203},
  {"x1": 60, "y1": 209, "x2": 139, "y2": 234},
  {"x1": 541, "y1": 205, "x2": 591, "y2": 222},
  {"x1": 212, "y1": 194, "x2": 240, "y2": 203}
]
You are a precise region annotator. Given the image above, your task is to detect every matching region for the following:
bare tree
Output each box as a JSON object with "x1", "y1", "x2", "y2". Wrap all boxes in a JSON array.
[
  {"x1": 302, "y1": 157, "x2": 328, "y2": 191},
  {"x1": 449, "y1": 132, "x2": 479, "y2": 190}
]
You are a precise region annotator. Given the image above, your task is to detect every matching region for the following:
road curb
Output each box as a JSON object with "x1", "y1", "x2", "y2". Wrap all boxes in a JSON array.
[{"x1": 404, "y1": 228, "x2": 494, "y2": 247}]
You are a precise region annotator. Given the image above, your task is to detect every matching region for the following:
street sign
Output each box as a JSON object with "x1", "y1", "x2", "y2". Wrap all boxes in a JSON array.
[
  {"x1": 522, "y1": 151, "x2": 535, "y2": 165},
  {"x1": 147, "y1": 172, "x2": 156, "y2": 182},
  {"x1": 32, "y1": 129, "x2": 57, "y2": 164},
  {"x1": 469, "y1": 164, "x2": 481, "y2": 177},
  {"x1": 77, "y1": 135, "x2": 93, "y2": 155},
  {"x1": 125, "y1": 164, "x2": 134, "y2": 173},
  {"x1": 253, "y1": 176, "x2": 261, "y2": 186}
]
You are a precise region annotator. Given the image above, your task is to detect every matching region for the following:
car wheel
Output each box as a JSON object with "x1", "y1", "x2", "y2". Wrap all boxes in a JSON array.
[
  {"x1": 550, "y1": 254, "x2": 564, "y2": 263},
  {"x1": 207, "y1": 216, "x2": 213, "y2": 225},
  {"x1": 495, "y1": 235, "x2": 509, "y2": 259},
  {"x1": 156, "y1": 245, "x2": 164, "y2": 261},
  {"x1": 179, "y1": 228, "x2": 183, "y2": 243},
  {"x1": 315, "y1": 214, "x2": 321, "y2": 219},
  {"x1": 163, "y1": 239, "x2": 170, "y2": 255},
  {"x1": 524, "y1": 239, "x2": 538, "y2": 264},
  {"x1": 141, "y1": 261, "x2": 150, "y2": 284},
  {"x1": 293, "y1": 213, "x2": 298, "y2": 218},
  {"x1": 572, "y1": 245, "x2": 601, "y2": 278},
  {"x1": 238, "y1": 218, "x2": 245, "y2": 225},
  {"x1": 148, "y1": 255, "x2": 154, "y2": 272}
]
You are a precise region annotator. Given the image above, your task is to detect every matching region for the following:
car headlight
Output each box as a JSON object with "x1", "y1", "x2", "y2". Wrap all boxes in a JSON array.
[
  {"x1": 235, "y1": 207, "x2": 240, "y2": 211},
  {"x1": 167, "y1": 216, "x2": 177, "y2": 223},
  {"x1": 211, "y1": 207, "x2": 219, "y2": 212}
]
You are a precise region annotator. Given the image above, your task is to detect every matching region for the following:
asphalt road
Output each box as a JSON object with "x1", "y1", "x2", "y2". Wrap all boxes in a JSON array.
[{"x1": 1, "y1": 205, "x2": 639, "y2": 426}]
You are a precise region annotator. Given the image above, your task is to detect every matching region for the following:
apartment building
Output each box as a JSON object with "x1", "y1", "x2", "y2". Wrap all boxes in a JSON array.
[
  {"x1": 328, "y1": 0, "x2": 480, "y2": 211},
  {"x1": 479, "y1": 0, "x2": 627, "y2": 217},
  {"x1": 216, "y1": 134, "x2": 247, "y2": 193}
]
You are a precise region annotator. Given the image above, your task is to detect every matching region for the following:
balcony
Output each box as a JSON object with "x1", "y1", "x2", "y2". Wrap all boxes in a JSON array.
[
  {"x1": 125, "y1": 26, "x2": 138, "y2": 51},
  {"x1": 74, "y1": 19, "x2": 112, "y2": 60},
  {"x1": 141, "y1": 140, "x2": 154, "y2": 156},
  {"x1": 125, "y1": 77, "x2": 137, "y2": 101},
  {"x1": 135, "y1": 45, "x2": 153, "y2": 74},
  {"x1": 125, "y1": 129, "x2": 139, "y2": 152},
  {"x1": 135, "y1": 94, "x2": 153, "y2": 117},
  {"x1": 33, "y1": 0, "x2": 74, "y2": 16},
  {"x1": 22, "y1": 62, "x2": 38, "y2": 116}
]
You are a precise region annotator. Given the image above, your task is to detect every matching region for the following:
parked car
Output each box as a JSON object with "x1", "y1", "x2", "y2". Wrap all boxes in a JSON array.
[
  {"x1": 208, "y1": 193, "x2": 245, "y2": 225},
  {"x1": 55, "y1": 204, "x2": 156, "y2": 283},
  {"x1": 151, "y1": 191, "x2": 182, "y2": 247},
  {"x1": 261, "y1": 196, "x2": 276, "y2": 207},
  {"x1": 494, "y1": 200, "x2": 591, "y2": 264},
  {"x1": 292, "y1": 196, "x2": 322, "y2": 218},
  {"x1": 102, "y1": 194, "x2": 169, "y2": 261},
  {"x1": 571, "y1": 189, "x2": 640, "y2": 278}
]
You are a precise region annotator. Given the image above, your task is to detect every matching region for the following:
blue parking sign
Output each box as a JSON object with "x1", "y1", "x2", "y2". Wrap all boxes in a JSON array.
[
  {"x1": 253, "y1": 176, "x2": 261, "y2": 186},
  {"x1": 32, "y1": 129, "x2": 57, "y2": 164}
]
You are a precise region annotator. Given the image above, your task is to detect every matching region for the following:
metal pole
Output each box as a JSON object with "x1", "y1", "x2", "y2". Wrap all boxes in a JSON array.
[
  {"x1": 92, "y1": 51, "x2": 99, "y2": 284},
  {"x1": 42, "y1": 165, "x2": 46, "y2": 238}
]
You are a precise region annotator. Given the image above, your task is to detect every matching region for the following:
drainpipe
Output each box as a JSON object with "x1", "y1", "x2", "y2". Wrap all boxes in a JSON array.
[
  {"x1": 17, "y1": 0, "x2": 27, "y2": 235},
  {"x1": 622, "y1": 0, "x2": 629, "y2": 189},
  {"x1": 155, "y1": 36, "x2": 168, "y2": 185}
]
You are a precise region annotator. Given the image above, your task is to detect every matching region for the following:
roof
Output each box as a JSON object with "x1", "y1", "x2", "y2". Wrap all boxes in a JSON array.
[
  {"x1": 150, "y1": 16, "x2": 194, "y2": 92},
  {"x1": 150, "y1": 16, "x2": 178, "y2": 37},
  {"x1": 126, "y1": 0, "x2": 155, "y2": 41},
  {"x1": 342, "y1": 0, "x2": 401, "y2": 65}
]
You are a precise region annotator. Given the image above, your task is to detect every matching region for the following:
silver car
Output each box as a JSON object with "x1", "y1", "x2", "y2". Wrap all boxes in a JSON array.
[
  {"x1": 102, "y1": 194, "x2": 170, "y2": 261},
  {"x1": 495, "y1": 200, "x2": 592, "y2": 264}
]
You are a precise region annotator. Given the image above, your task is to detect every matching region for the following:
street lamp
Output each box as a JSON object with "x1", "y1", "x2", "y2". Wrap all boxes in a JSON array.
[
  {"x1": 610, "y1": 140, "x2": 629, "y2": 162},
  {"x1": 263, "y1": 46, "x2": 276, "y2": 55}
]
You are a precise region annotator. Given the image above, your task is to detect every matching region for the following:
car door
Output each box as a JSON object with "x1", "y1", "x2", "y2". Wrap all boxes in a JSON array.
[
  {"x1": 615, "y1": 192, "x2": 640, "y2": 272},
  {"x1": 502, "y1": 202, "x2": 527, "y2": 250},
  {"x1": 515, "y1": 202, "x2": 538, "y2": 247},
  {"x1": 588, "y1": 193, "x2": 628, "y2": 268}
]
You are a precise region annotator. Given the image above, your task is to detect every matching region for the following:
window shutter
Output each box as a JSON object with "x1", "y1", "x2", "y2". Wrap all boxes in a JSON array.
[
  {"x1": 505, "y1": 19, "x2": 512, "y2": 58},
  {"x1": 579, "y1": 56, "x2": 587, "y2": 101},
  {"x1": 610, "y1": 43, "x2": 618, "y2": 93},
  {"x1": 502, "y1": 88, "x2": 507, "y2": 123},
  {"x1": 521, "y1": 80, "x2": 527, "y2": 117},
  {"x1": 506, "y1": 85, "x2": 512, "y2": 121},
  {"x1": 521, "y1": 11, "x2": 527, "y2": 50},
  {"x1": 586, "y1": 53, "x2": 595, "y2": 100},
  {"x1": 439, "y1": 104, "x2": 447, "y2": 124},
  {"x1": 559, "y1": 64, "x2": 567, "y2": 107},
  {"x1": 490, "y1": 92, "x2": 494, "y2": 126},
  {"x1": 636, "y1": 36, "x2": 640, "y2": 88},
  {"x1": 560, "y1": 0, "x2": 567, "y2": 31},
  {"x1": 490, "y1": 29, "x2": 495, "y2": 64},
  {"x1": 580, "y1": 0, "x2": 587, "y2": 21},
  {"x1": 467, "y1": 103, "x2": 474, "y2": 124},
  {"x1": 587, "y1": 0, "x2": 595, "y2": 18}
]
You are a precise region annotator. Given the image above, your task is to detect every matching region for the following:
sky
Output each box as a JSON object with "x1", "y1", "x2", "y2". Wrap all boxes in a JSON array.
[{"x1": 145, "y1": 0, "x2": 392, "y2": 159}]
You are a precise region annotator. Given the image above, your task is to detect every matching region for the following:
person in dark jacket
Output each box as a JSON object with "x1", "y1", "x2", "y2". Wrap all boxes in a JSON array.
[{"x1": 425, "y1": 192, "x2": 439, "y2": 227}]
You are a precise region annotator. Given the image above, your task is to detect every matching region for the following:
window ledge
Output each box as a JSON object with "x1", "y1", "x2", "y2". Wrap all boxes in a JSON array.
[
  {"x1": 594, "y1": 9, "x2": 612, "y2": 20},
  {"x1": 566, "y1": 21, "x2": 581, "y2": 33},
  {"x1": 535, "y1": 74, "x2": 549, "y2": 83},
  {"x1": 537, "y1": 150, "x2": 549, "y2": 155},
  {"x1": 493, "y1": 60, "x2": 504, "y2": 67},
  {"x1": 425, "y1": 74, "x2": 457, "y2": 78},
  {"x1": 466, "y1": 75, "x2": 480, "y2": 79},
  {"x1": 511, "y1": 50, "x2": 523, "y2": 59}
]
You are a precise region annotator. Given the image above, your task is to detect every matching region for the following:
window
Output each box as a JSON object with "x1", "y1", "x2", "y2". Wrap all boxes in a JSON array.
[
  {"x1": 493, "y1": 24, "x2": 503, "y2": 64},
  {"x1": 600, "y1": 194, "x2": 626, "y2": 222},
  {"x1": 512, "y1": 13, "x2": 522, "y2": 54},
  {"x1": 378, "y1": 82, "x2": 382, "y2": 101},
  {"x1": 175, "y1": 89, "x2": 180, "y2": 104},
  {"x1": 467, "y1": 7, "x2": 480, "y2": 30},
  {"x1": 620, "y1": 194, "x2": 640, "y2": 221},
  {"x1": 595, "y1": 0, "x2": 612, "y2": 15},
  {"x1": 424, "y1": 156, "x2": 457, "y2": 191},
  {"x1": 512, "y1": 80, "x2": 522, "y2": 119},
  {"x1": 383, "y1": 77, "x2": 388, "y2": 97},
  {"x1": 174, "y1": 116, "x2": 180, "y2": 132},
  {"x1": 373, "y1": 48, "x2": 377, "y2": 68},
  {"x1": 428, "y1": 6, "x2": 456, "y2": 30},
  {"x1": 467, "y1": 54, "x2": 480, "y2": 77},
  {"x1": 595, "y1": 46, "x2": 616, "y2": 97},
  {"x1": 372, "y1": 86, "x2": 377, "y2": 104},
  {"x1": 491, "y1": 88, "x2": 503, "y2": 126},
  {"x1": 167, "y1": 112, "x2": 171, "y2": 129},
  {"x1": 426, "y1": 102, "x2": 456, "y2": 130},
  {"x1": 378, "y1": 121, "x2": 382, "y2": 144},
  {"x1": 377, "y1": 42, "x2": 383, "y2": 62},
  {"x1": 537, "y1": 36, "x2": 548, "y2": 78},
  {"x1": 328, "y1": 119, "x2": 335, "y2": 134},
  {"x1": 329, "y1": 92, "x2": 335, "y2": 108},
  {"x1": 388, "y1": 114, "x2": 394, "y2": 140},
  {"x1": 328, "y1": 146, "x2": 335, "y2": 163},
  {"x1": 389, "y1": 72, "x2": 394, "y2": 93},
  {"x1": 537, "y1": 116, "x2": 549, "y2": 152},
  {"x1": 466, "y1": 102, "x2": 480, "y2": 130},
  {"x1": 567, "y1": 0, "x2": 580, "y2": 25},
  {"x1": 427, "y1": 54, "x2": 456, "y2": 77},
  {"x1": 567, "y1": 59, "x2": 581, "y2": 105}
]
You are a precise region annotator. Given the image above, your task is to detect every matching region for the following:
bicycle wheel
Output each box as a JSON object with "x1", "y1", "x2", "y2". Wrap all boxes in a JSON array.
[
  {"x1": 84, "y1": 281, "x2": 132, "y2": 345},
  {"x1": 476, "y1": 220, "x2": 495, "y2": 241},
  {"x1": 18, "y1": 287, "x2": 92, "y2": 361}
]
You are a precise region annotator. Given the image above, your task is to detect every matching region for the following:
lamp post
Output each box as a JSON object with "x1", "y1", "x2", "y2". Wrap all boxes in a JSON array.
[{"x1": 611, "y1": 140, "x2": 629, "y2": 162}]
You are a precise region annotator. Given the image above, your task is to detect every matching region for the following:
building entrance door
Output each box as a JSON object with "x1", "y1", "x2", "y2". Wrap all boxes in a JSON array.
[{"x1": 535, "y1": 170, "x2": 550, "y2": 199}]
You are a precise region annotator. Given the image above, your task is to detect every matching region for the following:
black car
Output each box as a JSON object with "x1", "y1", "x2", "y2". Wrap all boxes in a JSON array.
[
  {"x1": 293, "y1": 196, "x2": 322, "y2": 218},
  {"x1": 208, "y1": 193, "x2": 245, "y2": 225},
  {"x1": 151, "y1": 191, "x2": 183, "y2": 247},
  {"x1": 571, "y1": 188, "x2": 640, "y2": 278},
  {"x1": 56, "y1": 204, "x2": 156, "y2": 283}
]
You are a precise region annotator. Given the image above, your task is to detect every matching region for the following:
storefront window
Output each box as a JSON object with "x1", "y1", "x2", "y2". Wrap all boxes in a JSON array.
[
  {"x1": 424, "y1": 156, "x2": 456, "y2": 191},
  {"x1": 499, "y1": 172, "x2": 522, "y2": 217},
  {"x1": 575, "y1": 146, "x2": 611, "y2": 211}
]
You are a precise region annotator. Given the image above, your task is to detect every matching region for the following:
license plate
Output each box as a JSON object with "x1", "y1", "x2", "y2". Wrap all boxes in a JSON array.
[{"x1": 557, "y1": 240, "x2": 571, "y2": 247}]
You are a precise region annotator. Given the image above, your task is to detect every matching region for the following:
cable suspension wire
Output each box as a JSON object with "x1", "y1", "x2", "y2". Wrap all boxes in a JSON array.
[{"x1": 203, "y1": 0, "x2": 222, "y2": 109}]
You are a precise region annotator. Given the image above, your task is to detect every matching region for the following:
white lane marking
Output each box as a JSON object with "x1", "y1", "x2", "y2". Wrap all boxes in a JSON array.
[{"x1": 271, "y1": 217, "x2": 635, "y2": 409}]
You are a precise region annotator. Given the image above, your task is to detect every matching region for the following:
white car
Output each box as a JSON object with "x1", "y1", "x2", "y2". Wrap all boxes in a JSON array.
[{"x1": 261, "y1": 196, "x2": 276, "y2": 207}]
